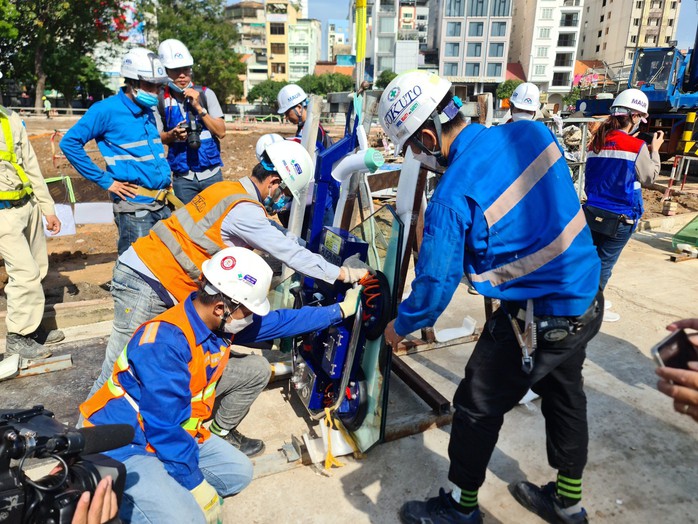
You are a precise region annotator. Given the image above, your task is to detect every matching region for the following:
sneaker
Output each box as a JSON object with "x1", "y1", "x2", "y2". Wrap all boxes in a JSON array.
[
  {"x1": 603, "y1": 310, "x2": 620, "y2": 322},
  {"x1": 28, "y1": 327, "x2": 65, "y2": 345},
  {"x1": 510, "y1": 481, "x2": 588, "y2": 524},
  {"x1": 399, "y1": 489, "x2": 483, "y2": 524},
  {"x1": 604, "y1": 300, "x2": 613, "y2": 310},
  {"x1": 6, "y1": 333, "x2": 52, "y2": 360},
  {"x1": 222, "y1": 429, "x2": 265, "y2": 457}
]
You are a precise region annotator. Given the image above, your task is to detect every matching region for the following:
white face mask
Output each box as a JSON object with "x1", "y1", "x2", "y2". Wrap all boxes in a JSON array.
[
  {"x1": 224, "y1": 314, "x2": 254, "y2": 334},
  {"x1": 511, "y1": 112, "x2": 534, "y2": 122}
]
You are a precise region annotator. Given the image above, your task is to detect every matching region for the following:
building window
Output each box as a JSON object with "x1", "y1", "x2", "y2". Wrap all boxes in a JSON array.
[
  {"x1": 602, "y1": 42, "x2": 607, "y2": 50},
  {"x1": 403, "y1": 12, "x2": 413, "y2": 18},
  {"x1": 271, "y1": 62, "x2": 286, "y2": 74},
  {"x1": 446, "y1": 21, "x2": 462, "y2": 37},
  {"x1": 608, "y1": 11, "x2": 611, "y2": 18},
  {"x1": 466, "y1": 0, "x2": 488, "y2": 16},
  {"x1": 466, "y1": 42, "x2": 481, "y2": 57},
  {"x1": 270, "y1": 43, "x2": 285, "y2": 55},
  {"x1": 490, "y1": 0, "x2": 510, "y2": 16},
  {"x1": 635, "y1": 1, "x2": 642, "y2": 7},
  {"x1": 557, "y1": 33, "x2": 576, "y2": 47},
  {"x1": 633, "y1": 18, "x2": 640, "y2": 26},
  {"x1": 605, "y1": 27, "x2": 609, "y2": 34},
  {"x1": 600, "y1": 14, "x2": 604, "y2": 22},
  {"x1": 541, "y1": 7, "x2": 553, "y2": 19},
  {"x1": 649, "y1": 17, "x2": 659, "y2": 25},
  {"x1": 446, "y1": 0, "x2": 466, "y2": 17},
  {"x1": 534, "y1": 65, "x2": 546, "y2": 75},
  {"x1": 595, "y1": 44, "x2": 600, "y2": 52},
  {"x1": 671, "y1": 1, "x2": 676, "y2": 8},
  {"x1": 536, "y1": 46, "x2": 548, "y2": 57},
  {"x1": 378, "y1": 37, "x2": 392, "y2": 52},
  {"x1": 443, "y1": 62, "x2": 459, "y2": 76},
  {"x1": 491, "y1": 21, "x2": 507, "y2": 37},
  {"x1": 651, "y1": 0, "x2": 662, "y2": 7},
  {"x1": 446, "y1": 42, "x2": 461, "y2": 57},
  {"x1": 598, "y1": 30, "x2": 602, "y2": 37},
  {"x1": 645, "y1": 34, "x2": 657, "y2": 43},
  {"x1": 489, "y1": 42, "x2": 504, "y2": 57},
  {"x1": 468, "y1": 21, "x2": 484, "y2": 36},
  {"x1": 269, "y1": 23, "x2": 285, "y2": 35},
  {"x1": 630, "y1": 35, "x2": 637, "y2": 43},
  {"x1": 486, "y1": 62, "x2": 502, "y2": 76},
  {"x1": 379, "y1": 17, "x2": 394, "y2": 33},
  {"x1": 561, "y1": 13, "x2": 579, "y2": 27},
  {"x1": 665, "y1": 36, "x2": 671, "y2": 43},
  {"x1": 554, "y1": 53, "x2": 572, "y2": 67},
  {"x1": 602, "y1": 0, "x2": 606, "y2": 5},
  {"x1": 539, "y1": 27, "x2": 551, "y2": 38},
  {"x1": 465, "y1": 62, "x2": 480, "y2": 76},
  {"x1": 552, "y1": 72, "x2": 570, "y2": 86},
  {"x1": 628, "y1": 51, "x2": 635, "y2": 60},
  {"x1": 668, "y1": 18, "x2": 673, "y2": 26}
]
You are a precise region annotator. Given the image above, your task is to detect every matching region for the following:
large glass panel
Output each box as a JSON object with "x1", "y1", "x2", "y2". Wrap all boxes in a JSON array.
[
  {"x1": 467, "y1": 0, "x2": 488, "y2": 16},
  {"x1": 490, "y1": 0, "x2": 510, "y2": 16},
  {"x1": 468, "y1": 21, "x2": 483, "y2": 36},
  {"x1": 445, "y1": 0, "x2": 465, "y2": 17},
  {"x1": 446, "y1": 42, "x2": 461, "y2": 57},
  {"x1": 446, "y1": 21, "x2": 462, "y2": 37},
  {"x1": 467, "y1": 42, "x2": 482, "y2": 57}
]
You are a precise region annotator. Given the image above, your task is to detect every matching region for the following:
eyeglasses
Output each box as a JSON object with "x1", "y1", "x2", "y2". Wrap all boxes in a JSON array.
[{"x1": 169, "y1": 67, "x2": 192, "y2": 76}]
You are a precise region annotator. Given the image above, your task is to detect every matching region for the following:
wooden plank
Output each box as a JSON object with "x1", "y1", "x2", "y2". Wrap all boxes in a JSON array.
[{"x1": 394, "y1": 331, "x2": 481, "y2": 357}]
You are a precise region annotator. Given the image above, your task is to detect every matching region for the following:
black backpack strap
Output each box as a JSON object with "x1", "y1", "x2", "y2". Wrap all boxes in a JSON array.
[{"x1": 193, "y1": 85, "x2": 208, "y2": 111}]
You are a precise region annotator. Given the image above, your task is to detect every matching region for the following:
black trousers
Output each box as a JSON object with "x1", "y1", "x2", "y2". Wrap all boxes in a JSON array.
[{"x1": 448, "y1": 294, "x2": 603, "y2": 491}]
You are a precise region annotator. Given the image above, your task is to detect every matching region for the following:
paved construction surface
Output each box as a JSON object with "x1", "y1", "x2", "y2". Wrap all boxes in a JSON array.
[{"x1": 2, "y1": 218, "x2": 698, "y2": 523}]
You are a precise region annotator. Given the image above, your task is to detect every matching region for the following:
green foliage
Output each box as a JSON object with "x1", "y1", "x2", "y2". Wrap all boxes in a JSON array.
[
  {"x1": 375, "y1": 69, "x2": 397, "y2": 89},
  {"x1": 297, "y1": 73, "x2": 353, "y2": 95},
  {"x1": 0, "y1": 0, "x2": 19, "y2": 43},
  {"x1": 45, "y1": 49, "x2": 112, "y2": 110},
  {"x1": 247, "y1": 79, "x2": 286, "y2": 109},
  {"x1": 496, "y1": 79, "x2": 523, "y2": 100},
  {"x1": 156, "y1": 0, "x2": 245, "y2": 103},
  {"x1": 563, "y1": 86, "x2": 582, "y2": 107}
]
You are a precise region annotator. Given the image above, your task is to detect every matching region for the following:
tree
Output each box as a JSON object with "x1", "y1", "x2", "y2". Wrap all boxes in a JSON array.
[
  {"x1": 563, "y1": 86, "x2": 582, "y2": 109},
  {"x1": 0, "y1": 0, "x2": 122, "y2": 110},
  {"x1": 45, "y1": 50, "x2": 113, "y2": 113},
  {"x1": 156, "y1": 0, "x2": 245, "y2": 103},
  {"x1": 496, "y1": 79, "x2": 523, "y2": 101},
  {"x1": 247, "y1": 80, "x2": 286, "y2": 111},
  {"x1": 298, "y1": 73, "x2": 353, "y2": 96},
  {"x1": 375, "y1": 69, "x2": 397, "y2": 89}
]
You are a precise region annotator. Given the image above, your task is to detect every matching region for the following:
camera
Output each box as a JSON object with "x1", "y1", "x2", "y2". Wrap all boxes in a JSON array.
[
  {"x1": 179, "y1": 108, "x2": 201, "y2": 151},
  {"x1": 0, "y1": 405, "x2": 133, "y2": 524}
]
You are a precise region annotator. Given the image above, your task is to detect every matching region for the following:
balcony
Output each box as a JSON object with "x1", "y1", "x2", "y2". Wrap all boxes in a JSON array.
[
  {"x1": 557, "y1": 35, "x2": 576, "y2": 47},
  {"x1": 562, "y1": 0, "x2": 581, "y2": 5},
  {"x1": 554, "y1": 58, "x2": 574, "y2": 67},
  {"x1": 560, "y1": 15, "x2": 579, "y2": 27}
]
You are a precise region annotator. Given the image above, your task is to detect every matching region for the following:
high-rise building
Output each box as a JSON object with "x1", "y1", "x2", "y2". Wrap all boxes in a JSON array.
[
  {"x1": 288, "y1": 19, "x2": 322, "y2": 81},
  {"x1": 225, "y1": 1, "x2": 268, "y2": 97},
  {"x1": 509, "y1": 0, "x2": 583, "y2": 100},
  {"x1": 578, "y1": 0, "x2": 682, "y2": 66},
  {"x1": 265, "y1": 0, "x2": 301, "y2": 82},
  {"x1": 328, "y1": 19, "x2": 350, "y2": 62},
  {"x1": 438, "y1": 0, "x2": 513, "y2": 96}
]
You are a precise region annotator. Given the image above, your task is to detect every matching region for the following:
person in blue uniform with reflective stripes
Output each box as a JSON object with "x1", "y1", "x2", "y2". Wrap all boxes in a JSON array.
[
  {"x1": 379, "y1": 71, "x2": 603, "y2": 524},
  {"x1": 60, "y1": 48, "x2": 173, "y2": 255}
]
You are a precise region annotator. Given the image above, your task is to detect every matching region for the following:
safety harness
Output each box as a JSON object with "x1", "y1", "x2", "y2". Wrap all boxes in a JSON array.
[{"x1": 0, "y1": 110, "x2": 34, "y2": 204}]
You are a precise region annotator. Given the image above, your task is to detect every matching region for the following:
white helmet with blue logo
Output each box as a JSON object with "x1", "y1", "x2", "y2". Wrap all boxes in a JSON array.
[
  {"x1": 121, "y1": 48, "x2": 168, "y2": 84},
  {"x1": 510, "y1": 82, "x2": 540, "y2": 111},
  {"x1": 158, "y1": 39, "x2": 194, "y2": 69},
  {"x1": 263, "y1": 140, "x2": 314, "y2": 199},
  {"x1": 277, "y1": 84, "x2": 308, "y2": 114},
  {"x1": 378, "y1": 70, "x2": 452, "y2": 153}
]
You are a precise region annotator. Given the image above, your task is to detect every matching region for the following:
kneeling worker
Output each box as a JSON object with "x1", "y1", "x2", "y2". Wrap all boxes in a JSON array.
[{"x1": 80, "y1": 247, "x2": 361, "y2": 524}]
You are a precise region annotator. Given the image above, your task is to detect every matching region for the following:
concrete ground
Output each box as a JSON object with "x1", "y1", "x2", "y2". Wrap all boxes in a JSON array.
[{"x1": 2, "y1": 215, "x2": 698, "y2": 523}]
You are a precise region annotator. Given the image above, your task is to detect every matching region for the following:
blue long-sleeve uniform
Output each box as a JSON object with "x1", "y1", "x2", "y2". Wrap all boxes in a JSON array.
[
  {"x1": 394, "y1": 121, "x2": 600, "y2": 336},
  {"x1": 89, "y1": 294, "x2": 343, "y2": 489},
  {"x1": 60, "y1": 88, "x2": 171, "y2": 204}
]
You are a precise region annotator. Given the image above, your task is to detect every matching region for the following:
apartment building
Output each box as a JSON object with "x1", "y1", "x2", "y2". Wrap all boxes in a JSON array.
[
  {"x1": 288, "y1": 19, "x2": 322, "y2": 81},
  {"x1": 578, "y1": 0, "x2": 681, "y2": 66},
  {"x1": 509, "y1": 0, "x2": 584, "y2": 99},
  {"x1": 265, "y1": 0, "x2": 300, "y2": 82},
  {"x1": 225, "y1": 1, "x2": 268, "y2": 96},
  {"x1": 328, "y1": 19, "x2": 350, "y2": 62},
  {"x1": 439, "y1": 0, "x2": 513, "y2": 96}
]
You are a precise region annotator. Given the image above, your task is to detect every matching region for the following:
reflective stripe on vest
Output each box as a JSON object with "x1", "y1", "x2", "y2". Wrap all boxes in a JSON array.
[{"x1": 0, "y1": 112, "x2": 34, "y2": 201}]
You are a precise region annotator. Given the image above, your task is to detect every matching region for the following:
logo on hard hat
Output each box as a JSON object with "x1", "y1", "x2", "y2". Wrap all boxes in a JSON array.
[
  {"x1": 174, "y1": 53, "x2": 184, "y2": 59},
  {"x1": 242, "y1": 274, "x2": 257, "y2": 286},
  {"x1": 157, "y1": 67, "x2": 164, "y2": 75},
  {"x1": 220, "y1": 256, "x2": 236, "y2": 270},
  {"x1": 384, "y1": 85, "x2": 423, "y2": 126},
  {"x1": 290, "y1": 159, "x2": 302, "y2": 175},
  {"x1": 388, "y1": 87, "x2": 401, "y2": 101},
  {"x1": 524, "y1": 97, "x2": 532, "y2": 104},
  {"x1": 631, "y1": 98, "x2": 647, "y2": 109},
  {"x1": 124, "y1": 59, "x2": 132, "y2": 65},
  {"x1": 288, "y1": 93, "x2": 301, "y2": 103}
]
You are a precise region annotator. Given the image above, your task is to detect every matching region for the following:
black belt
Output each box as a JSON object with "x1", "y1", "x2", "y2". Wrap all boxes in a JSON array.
[
  {"x1": 0, "y1": 194, "x2": 31, "y2": 209},
  {"x1": 502, "y1": 298, "x2": 600, "y2": 342}
]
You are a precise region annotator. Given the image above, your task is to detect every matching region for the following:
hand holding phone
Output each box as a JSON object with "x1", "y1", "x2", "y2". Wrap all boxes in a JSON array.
[{"x1": 651, "y1": 329, "x2": 698, "y2": 368}]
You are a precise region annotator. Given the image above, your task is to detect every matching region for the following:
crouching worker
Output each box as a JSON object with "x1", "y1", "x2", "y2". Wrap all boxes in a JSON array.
[{"x1": 79, "y1": 247, "x2": 361, "y2": 523}]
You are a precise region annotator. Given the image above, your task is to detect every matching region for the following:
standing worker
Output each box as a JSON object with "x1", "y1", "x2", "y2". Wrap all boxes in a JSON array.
[
  {"x1": 584, "y1": 88, "x2": 663, "y2": 322},
  {"x1": 80, "y1": 247, "x2": 361, "y2": 523},
  {"x1": 0, "y1": 83, "x2": 64, "y2": 360},
  {"x1": 42, "y1": 96, "x2": 51, "y2": 119},
  {"x1": 379, "y1": 71, "x2": 603, "y2": 524},
  {"x1": 60, "y1": 48, "x2": 175, "y2": 255},
  {"x1": 156, "y1": 39, "x2": 227, "y2": 204},
  {"x1": 80, "y1": 139, "x2": 371, "y2": 452}
]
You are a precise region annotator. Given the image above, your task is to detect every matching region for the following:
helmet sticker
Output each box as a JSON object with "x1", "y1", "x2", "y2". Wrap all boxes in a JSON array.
[
  {"x1": 124, "y1": 59, "x2": 132, "y2": 65},
  {"x1": 384, "y1": 85, "x2": 423, "y2": 126},
  {"x1": 174, "y1": 52, "x2": 183, "y2": 59},
  {"x1": 220, "y1": 256, "x2": 236, "y2": 270},
  {"x1": 631, "y1": 98, "x2": 647, "y2": 109},
  {"x1": 524, "y1": 97, "x2": 532, "y2": 104},
  {"x1": 388, "y1": 87, "x2": 401, "y2": 101},
  {"x1": 290, "y1": 159, "x2": 302, "y2": 175},
  {"x1": 242, "y1": 274, "x2": 257, "y2": 286}
]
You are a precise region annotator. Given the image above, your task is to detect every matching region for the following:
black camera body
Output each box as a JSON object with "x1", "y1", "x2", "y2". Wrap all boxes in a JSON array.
[
  {"x1": 0, "y1": 406, "x2": 131, "y2": 524},
  {"x1": 179, "y1": 109, "x2": 202, "y2": 151}
]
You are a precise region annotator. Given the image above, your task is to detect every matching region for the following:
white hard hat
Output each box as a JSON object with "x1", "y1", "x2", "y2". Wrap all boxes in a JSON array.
[
  {"x1": 378, "y1": 71, "x2": 452, "y2": 154},
  {"x1": 158, "y1": 39, "x2": 194, "y2": 69},
  {"x1": 121, "y1": 48, "x2": 168, "y2": 84},
  {"x1": 264, "y1": 140, "x2": 315, "y2": 199},
  {"x1": 277, "y1": 84, "x2": 308, "y2": 114},
  {"x1": 611, "y1": 88, "x2": 649, "y2": 117},
  {"x1": 255, "y1": 133, "x2": 285, "y2": 162},
  {"x1": 510, "y1": 83, "x2": 540, "y2": 111},
  {"x1": 201, "y1": 247, "x2": 272, "y2": 316}
]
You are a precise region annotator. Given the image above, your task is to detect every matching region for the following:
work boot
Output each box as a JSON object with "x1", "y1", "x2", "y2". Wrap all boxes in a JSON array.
[
  {"x1": 510, "y1": 481, "x2": 588, "y2": 524},
  {"x1": 28, "y1": 327, "x2": 65, "y2": 345},
  {"x1": 223, "y1": 429, "x2": 265, "y2": 457},
  {"x1": 5, "y1": 333, "x2": 52, "y2": 360},
  {"x1": 399, "y1": 489, "x2": 483, "y2": 524}
]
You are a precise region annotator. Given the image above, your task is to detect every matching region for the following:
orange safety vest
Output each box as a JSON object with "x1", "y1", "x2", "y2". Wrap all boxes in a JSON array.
[
  {"x1": 132, "y1": 180, "x2": 265, "y2": 302},
  {"x1": 80, "y1": 301, "x2": 231, "y2": 445}
]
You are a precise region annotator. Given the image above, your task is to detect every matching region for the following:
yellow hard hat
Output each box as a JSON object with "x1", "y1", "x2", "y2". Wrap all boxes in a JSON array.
[{"x1": 42, "y1": 96, "x2": 47, "y2": 100}]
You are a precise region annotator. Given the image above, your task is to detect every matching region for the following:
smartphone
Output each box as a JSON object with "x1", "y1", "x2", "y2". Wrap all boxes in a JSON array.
[
  {"x1": 651, "y1": 329, "x2": 698, "y2": 368},
  {"x1": 637, "y1": 131, "x2": 654, "y2": 145}
]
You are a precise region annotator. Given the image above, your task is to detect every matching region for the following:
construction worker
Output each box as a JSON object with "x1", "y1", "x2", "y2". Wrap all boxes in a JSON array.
[
  {"x1": 0, "y1": 82, "x2": 64, "y2": 361},
  {"x1": 81, "y1": 139, "x2": 371, "y2": 454},
  {"x1": 80, "y1": 247, "x2": 362, "y2": 523},
  {"x1": 60, "y1": 48, "x2": 174, "y2": 255},
  {"x1": 156, "y1": 39, "x2": 227, "y2": 204},
  {"x1": 42, "y1": 96, "x2": 51, "y2": 119},
  {"x1": 379, "y1": 71, "x2": 603, "y2": 524},
  {"x1": 584, "y1": 88, "x2": 663, "y2": 322},
  {"x1": 509, "y1": 82, "x2": 541, "y2": 122}
]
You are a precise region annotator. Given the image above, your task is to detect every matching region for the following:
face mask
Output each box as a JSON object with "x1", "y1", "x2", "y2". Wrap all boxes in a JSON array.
[
  {"x1": 168, "y1": 80, "x2": 192, "y2": 94},
  {"x1": 263, "y1": 194, "x2": 290, "y2": 214},
  {"x1": 511, "y1": 112, "x2": 534, "y2": 122},
  {"x1": 224, "y1": 315, "x2": 254, "y2": 334},
  {"x1": 134, "y1": 88, "x2": 158, "y2": 108}
]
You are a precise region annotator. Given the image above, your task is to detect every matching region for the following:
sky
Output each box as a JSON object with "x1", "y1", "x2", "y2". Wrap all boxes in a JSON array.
[{"x1": 308, "y1": 0, "x2": 351, "y2": 23}]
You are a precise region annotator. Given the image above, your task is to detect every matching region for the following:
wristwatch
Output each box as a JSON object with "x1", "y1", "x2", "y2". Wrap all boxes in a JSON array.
[{"x1": 198, "y1": 107, "x2": 208, "y2": 117}]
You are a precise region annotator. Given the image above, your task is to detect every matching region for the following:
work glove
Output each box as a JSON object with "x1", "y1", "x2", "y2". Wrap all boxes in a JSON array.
[
  {"x1": 190, "y1": 480, "x2": 223, "y2": 524},
  {"x1": 339, "y1": 286, "x2": 362, "y2": 319},
  {"x1": 339, "y1": 254, "x2": 374, "y2": 284}
]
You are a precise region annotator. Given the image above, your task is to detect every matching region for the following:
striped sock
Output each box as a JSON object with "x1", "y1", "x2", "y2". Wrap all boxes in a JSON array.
[
  {"x1": 209, "y1": 420, "x2": 229, "y2": 437},
  {"x1": 451, "y1": 485, "x2": 479, "y2": 513},
  {"x1": 556, "y1": 474, "x2": 582, "y2": 509}
]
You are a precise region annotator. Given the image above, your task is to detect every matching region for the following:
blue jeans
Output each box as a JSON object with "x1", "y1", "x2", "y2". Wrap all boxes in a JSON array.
[
  {"x1": 590, "y1": 221, "x2": 635, "y2": 290},
  {"x1": 173, "y1": 171, "x2": 223, "y2": 204},
  {"x1": 119, "y1": 435, "x2": 253, "y2": 524},
  {"x1": 114, "y1": 207, "x2": 171, "y2": 256}
]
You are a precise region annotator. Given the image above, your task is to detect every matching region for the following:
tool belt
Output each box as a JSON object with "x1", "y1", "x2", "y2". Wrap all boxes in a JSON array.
[
  {"x1": 503, "y1": 298, "x2": 600, "y2": 343},
  {"x1": 0, "y1": 194, "x2": 31, "y2": 210},
  {"x1": 135, "y1": 186, "x2": 184, "y2": 210}
]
